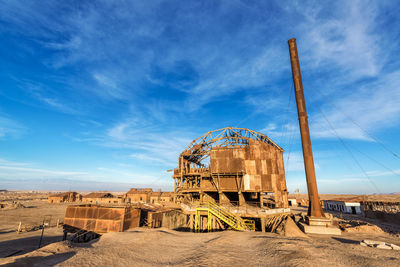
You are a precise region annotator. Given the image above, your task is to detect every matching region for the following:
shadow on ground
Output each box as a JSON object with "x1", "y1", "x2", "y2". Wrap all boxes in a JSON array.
[
  {"x1": 2, "y1": 252, "x2": 76, "y2": 266},
  {"x1": 0, "y1": 234, "x2": 63, "y2": 258},
  {"x1": 331, "y1": 237, "x2": 360, "y2": 245}
]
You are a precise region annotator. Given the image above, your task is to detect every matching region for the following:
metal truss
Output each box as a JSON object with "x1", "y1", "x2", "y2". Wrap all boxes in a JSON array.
[{"x1": 180, "y1": 127, "x2": 282, "y2": 165}]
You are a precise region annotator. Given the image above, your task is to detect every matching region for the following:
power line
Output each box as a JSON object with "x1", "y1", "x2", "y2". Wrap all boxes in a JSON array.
[
  {"x1": 310, "y1": 86, "x2": 400, "y2": 160},
  {"x1": 316, "y1": 105, "x2": 381, "y2": 193},
  {"x1": 348, "y1": 144, "x2": 400, "y2": 178},
  {"x1": 280, "y1": 82, "x2": 294, "y2": 144}
]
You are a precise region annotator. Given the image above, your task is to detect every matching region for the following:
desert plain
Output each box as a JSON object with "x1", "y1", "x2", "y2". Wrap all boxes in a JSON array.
[{"x1": 0, "y1": 191, "x2": 400, "y2": 266}]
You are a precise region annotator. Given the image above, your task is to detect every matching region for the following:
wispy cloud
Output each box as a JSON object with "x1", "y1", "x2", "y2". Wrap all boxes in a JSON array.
[
  {"x1": 297, "y1": 0, "x2": 384, "y2": 80},
  {"x1": 365, "y1": 169, "x2": 400, "y2": 178},
  {"x1": 0, "y1": 114, "x2": 26, "y2": 139},
  {"x1": 309, "y1": 70, "x2": 400, "y2": 140},
  {"x1": 0, "y1": 157, "x2": 168, "y2": 189},
  {"x1": 104, "y1": 119, "x2": 192, "y2": 167}
]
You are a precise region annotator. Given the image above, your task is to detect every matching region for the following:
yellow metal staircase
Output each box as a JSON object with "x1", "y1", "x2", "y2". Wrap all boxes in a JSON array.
[{"x1": 195, "y1": 202, "x2": 255, "y2": 232}]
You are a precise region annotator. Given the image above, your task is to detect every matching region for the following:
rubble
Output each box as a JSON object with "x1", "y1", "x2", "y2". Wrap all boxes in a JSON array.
[{"x1": 360, "y1": 240, "x2": 400, "y2": 250}]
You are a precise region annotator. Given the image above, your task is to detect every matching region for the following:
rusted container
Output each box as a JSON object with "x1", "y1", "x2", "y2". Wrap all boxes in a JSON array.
[{"x1": 64, "y1": 205, "x2": 140, "y2": 233}]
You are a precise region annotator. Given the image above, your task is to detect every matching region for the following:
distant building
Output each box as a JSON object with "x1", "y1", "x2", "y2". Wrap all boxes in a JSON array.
[
  {"x1": 288, "y1": 198, "x2": 298, "y2": 207},
  {"x1": 149, "y1": 192, "x2": 174, "y2": 204},
  {"x1": 48, "y1": 192, "x2": 82, "y2": 203},
  {"x1": 82, "y1": 192, "x2": 124, "y2": 204},
  {"x1": 125, "y1": 188, "x2": 153, "y2": 203},
  {"x1": 324, "y1": 198, "x2": 362, "y2": 214}
]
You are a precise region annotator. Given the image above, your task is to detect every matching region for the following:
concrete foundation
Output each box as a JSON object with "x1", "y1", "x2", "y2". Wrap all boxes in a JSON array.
[
  {"x1": 306, "y1": 216, "x2": 333, "y2": 227},
  {"x1": 299, "y1": 222, "x2": 341, "y2": 235}
]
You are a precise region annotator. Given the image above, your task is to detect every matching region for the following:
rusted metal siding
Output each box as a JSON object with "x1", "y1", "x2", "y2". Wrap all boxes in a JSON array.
[
  {"x1": 210, "y1": 140, "x2": 286, "y2": 193},
  {"x1": 64, "y1": 205, "x2": 140, "y2": 233},
  {"x1": 147, "y1": 211, "x2": 163, "y2": 228}
]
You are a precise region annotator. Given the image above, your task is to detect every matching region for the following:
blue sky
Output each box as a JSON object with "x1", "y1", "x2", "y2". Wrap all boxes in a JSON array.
[{"x1": 0, "y1": 0, "x2": 399, "y2": 193}]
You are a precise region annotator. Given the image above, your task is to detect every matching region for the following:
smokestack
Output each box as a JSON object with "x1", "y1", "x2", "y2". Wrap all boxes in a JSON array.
[{"x1": 288, "y1": 38, "x2": 324, "y2": 218}]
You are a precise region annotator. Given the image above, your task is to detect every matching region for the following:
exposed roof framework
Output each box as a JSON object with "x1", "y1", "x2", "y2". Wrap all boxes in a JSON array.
[{"x1": 180, "y1": 127, "x2": 283, "y2": 166}]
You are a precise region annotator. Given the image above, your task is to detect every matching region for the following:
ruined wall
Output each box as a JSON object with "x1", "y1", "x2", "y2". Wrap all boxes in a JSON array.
[
  {"x1": 162, "y1": 210, "x2": 188, "y2": 230},
  {"x1": 48, "y1": 192, "x2": 82, "y2": 203},
  {"x1": 147, "y1": 211, "x2": 163, "y2": 228},
  {"x1": 362, "y1": 201, "x2": 400, "y2": 224},
  {"x1": 127, "y1": 193, "x2": 150, "y2": 203},
  {"x1": 48, "y1": 196, "x2": 65, "y2": 203}
]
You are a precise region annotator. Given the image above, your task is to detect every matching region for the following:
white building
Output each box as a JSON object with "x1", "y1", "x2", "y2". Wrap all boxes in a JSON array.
[
  {"x1": 324, "y1": 199, "x2": 361, "y2": 214},
  {"x1": 288, "y1": 198, "x2": 298, "y2": 206}
]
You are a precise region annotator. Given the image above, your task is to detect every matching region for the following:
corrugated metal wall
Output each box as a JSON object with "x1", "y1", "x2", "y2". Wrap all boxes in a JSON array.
[{"x1": 210, "y1": 140, "x2": 286, "y2": 193}]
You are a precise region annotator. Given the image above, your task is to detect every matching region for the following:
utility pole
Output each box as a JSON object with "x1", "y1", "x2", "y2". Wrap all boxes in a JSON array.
[{"x1": 288, "y1": 38, "x2": 324, "y2": 218}]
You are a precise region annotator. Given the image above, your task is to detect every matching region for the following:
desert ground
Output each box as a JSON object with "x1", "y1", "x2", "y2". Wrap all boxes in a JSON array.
[{"x1": 1, "y1": 192, "x2": 400, "y2": 266}]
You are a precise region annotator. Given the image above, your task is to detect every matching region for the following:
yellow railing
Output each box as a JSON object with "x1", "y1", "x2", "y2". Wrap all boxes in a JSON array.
[{"x1": 195, "y1": 202, "x2": 255, "y2": 232}]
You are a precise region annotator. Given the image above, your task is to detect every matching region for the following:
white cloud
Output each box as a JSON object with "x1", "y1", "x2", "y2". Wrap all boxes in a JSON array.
[
  {"x1": 299, "y1": 0, "x2": 383, "y2": 80},
  {"x1": 309, "y1": 70, "x2": 400, "y2": 140},
  {"x1": 105, "y1": 121, "x2": 191, "y2": 167}
]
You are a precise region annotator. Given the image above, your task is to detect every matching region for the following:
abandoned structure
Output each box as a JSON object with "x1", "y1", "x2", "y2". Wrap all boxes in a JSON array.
[
  {"x1": 63, "y1": 204, "x2": 188, "y2": 237},
  {"x1": 324, "y1": 199, "x2": 362, "y2": 214},
  {"x1": 125, "y1": 188, "x2": 153, "y2": 203},
  {"x1": 173, "y1": 127, "x2": 288, "y2": 208},
  {"x1": 149, "y1": 191, "x2": 174, "y2": 204},
  {"x1": 49, "y1": 189, "x2": 174, "y2": 205},
  {"x1": 82, "y1": 192, "x2": 125, "y2": 204},
  {"x1": 64, "y1": 205, "x2": 141, "y2": 233},
  {"x1": 48, "y1": 192, "x2": 82, "y2": 203}
]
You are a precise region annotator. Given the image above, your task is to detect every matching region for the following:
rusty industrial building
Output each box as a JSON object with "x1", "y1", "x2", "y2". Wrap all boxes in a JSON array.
[{"x1": 173, "y1": 127, "x2": 288, "y2": 208}]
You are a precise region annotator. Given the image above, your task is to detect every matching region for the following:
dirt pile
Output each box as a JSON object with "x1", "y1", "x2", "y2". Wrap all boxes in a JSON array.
[{"x1": 283, "y1": 217, "x2": 309, "y2": 238}]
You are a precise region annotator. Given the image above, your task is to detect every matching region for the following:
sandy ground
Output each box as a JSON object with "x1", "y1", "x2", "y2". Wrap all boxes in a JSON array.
[
  {"x1": 1, "y1": 228, "x2": 400, "y2": 266},
  {"x1": 0, "y1": 195, "x2": 68, "y2": 259},
  {"x1": 1, "y1": 192, "x2": 400, "y2": 266}
]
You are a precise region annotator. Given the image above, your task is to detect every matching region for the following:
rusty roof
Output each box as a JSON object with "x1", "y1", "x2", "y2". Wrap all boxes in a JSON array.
[
  {"x1": 326, "y1": 197, "x2": 363, "y2": 203},
  {"x1": 126, "y1": 188, "x2": 153, "y2": 194}
]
